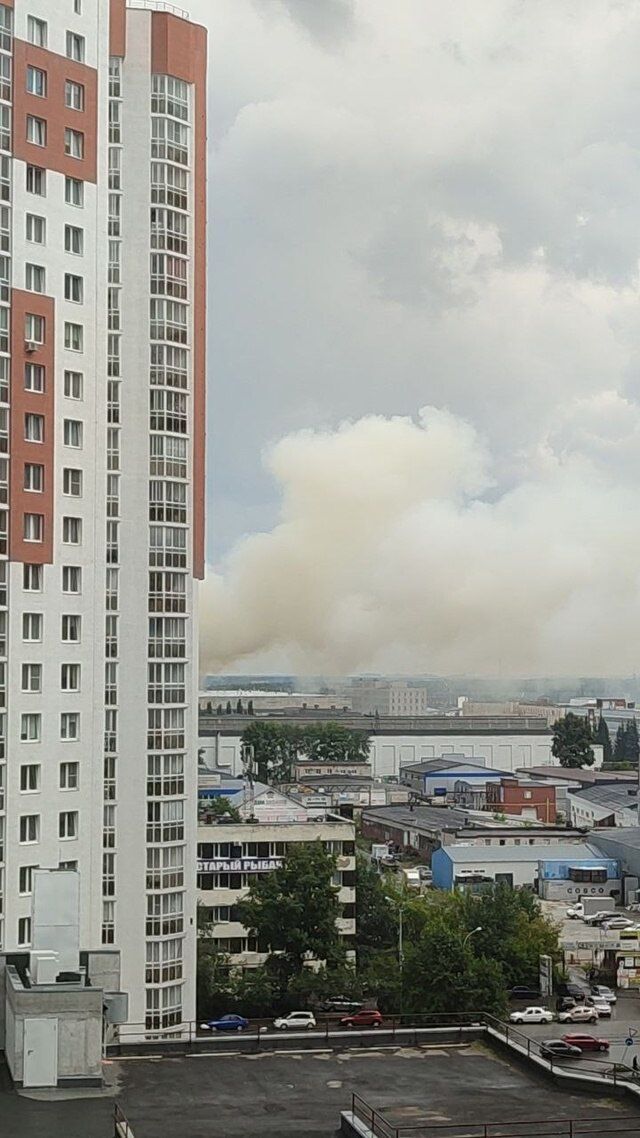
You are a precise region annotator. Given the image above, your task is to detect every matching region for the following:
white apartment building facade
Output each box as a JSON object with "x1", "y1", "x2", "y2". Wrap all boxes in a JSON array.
[{"x1": 0, "y1": 0, "x2": 206, "y2": 1035}]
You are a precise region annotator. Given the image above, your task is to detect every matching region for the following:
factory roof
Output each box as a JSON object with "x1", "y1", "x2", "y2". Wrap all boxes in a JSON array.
[
  {"x1": 516, "y1": 765, "x2": 638, "y2": 784},
  {"x1": 440, "y1": 842, "x2": 601, "y2": 864},
  {"x1": 590, "y1": 828, "x2": 640, "y2": 851},
  {"x1": 568, "y1": 784, "x2": 639, "y2": 811}
]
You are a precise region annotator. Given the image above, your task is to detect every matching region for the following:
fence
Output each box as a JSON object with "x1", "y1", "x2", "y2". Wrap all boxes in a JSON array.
[{"x1": 114, "y1": 1104, "x2": 135, "y2": 1138}]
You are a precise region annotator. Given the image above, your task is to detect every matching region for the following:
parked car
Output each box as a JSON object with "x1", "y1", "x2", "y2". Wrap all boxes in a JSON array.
[
  {"x1": 590, "y1": 985, "x2": 617, "y2": 1004},
  {"x1": 556, "y1": 982, "x2": 588, "y2": 1000},
  {"x1": 566, "y1": 904, "x2": 584, "y2": 919},
  {"x1": 273, "y1": 1011, "x2": 317, "y2": 1030},
  {"x1": 561, "y1": 1033, "x2": 610, "y2": 1052},
  {"x1": 557, "y1": 1005, "x2": 598, "y2": 1024},
  {"x1": 584, "y1": 996, "x2": 611, "y2": 1017},
  {"x1": 509, "y1": 1006, "x2": 554, "y2": 1025},
  {"x1": 540, "y1": 1039, "x2": 582, "y2": 1060},
  {"x1": 509, "y1": 986, "x2": 542, "y2": 1001},
  {"x1": 339, "y1": 1009, "x2": 383, "y2": 1029},
  {"x1": 319, "y1": 997, "x2": 362, "y2": 1013},
  {"x1": 200, "y1": 1014, "x2": 249, "y2": 1032},
  {"x1": 601, "y1": 917, "x2": 636, "y2": 930}
]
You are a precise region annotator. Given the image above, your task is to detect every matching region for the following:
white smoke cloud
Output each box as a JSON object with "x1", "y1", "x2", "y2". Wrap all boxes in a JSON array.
[{"x1": 200, "y1": 404, "x2": 640, "y2": 676}]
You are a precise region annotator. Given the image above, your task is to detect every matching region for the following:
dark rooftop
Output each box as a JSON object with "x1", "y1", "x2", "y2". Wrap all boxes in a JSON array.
[
  {"x1": 516, "y1": 765, "x2": 638, "y2": 784},
  {"x1": 200, "y1": 711, "x2": 552, "y2": 735},
  {"x1": 569, "y1": 784, "x2": 639, "y2": 811},
  {"x1": 361, "y1": 803, "x2": 586, "y2": 838}
]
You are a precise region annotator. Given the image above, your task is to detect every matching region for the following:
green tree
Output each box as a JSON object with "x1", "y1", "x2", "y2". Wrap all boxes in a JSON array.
[
  {"x1": 236, "y1": 841, "x2": 342, "y2": 980},
  {"x1": 614, "y1": 724, "x2": 628, "y2": 765},
  {"x1": 241, "y1": 721, "x2": 303, "y2": 784},
  {"x1": 403, "y1": 919, "x2": 507, "y2": 1017},
  {"x1": 299, "y1": 722, "x2": 370, "y2": 764},
  {"x1": 354, "y1": 855, "x2": 396, "y2": 962},
  {"x1": 596, "y1": 715, "x2": 613, "y2": 766},
  {"x1": 456, "y1": 884, "x2": 560, "y2": 988},
  {"x1": 551, "y1": 713, "x2": 595, "y2": 768},
  {"x1": 626, "y1": 719, "x2": 640, "y2": 765},
  {"x1": 204, "y1": 795, "x2": 242, "y2": 822}
]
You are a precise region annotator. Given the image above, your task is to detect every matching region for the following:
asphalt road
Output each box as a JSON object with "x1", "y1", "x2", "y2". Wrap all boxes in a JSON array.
[{"x1": 511, "y1": 991, "x2": 640, "y2": 1069}]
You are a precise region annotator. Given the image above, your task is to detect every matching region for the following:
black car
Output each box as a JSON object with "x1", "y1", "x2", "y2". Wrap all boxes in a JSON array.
[
  {"x1": 319, "y1": 997, "x2": 362, "y2": 1013},
  {"x1": 509, "y1": 986, "x2": 542, "y2": 1001},
  {"x1": 540, "y1": 1040, "x2": 582, "y2": 1060},
  {"x1": 556, "y1": 983, "x2": 587, "y2": 1000}
]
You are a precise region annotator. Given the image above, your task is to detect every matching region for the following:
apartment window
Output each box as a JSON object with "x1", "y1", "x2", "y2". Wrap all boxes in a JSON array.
[
  {"x1": 64, "y1": 127, "x2": 84, "y2": 159},
  {"x1": 60, "y1": 762, "x2": 79, "y2": 790},
  {"x1": 24, "y1": 413, "x2": 44, "y2": 442},
  {"x1": 64, "y1": 370, "x2": 83, "y2": 399},
  {"x1": 26, "y1": 65, "x2": 46, "y2": 98},
  {"x1": 27, "y1": 16, "x2": 47, "y2": 47},
  {"x1": 20, "y1": 764, "x2": 39, "y2": 791},
  {"x1": 65, "y1": 176, "x2": 83, "y2": 206},
  {"x1": 20, "y1": 815, "x2": 39, "y2": 843},
  {"x1": 65, "y1": 79, "x2": 84, "y2": 111},
  {"x1": 25, "y1": 263, "x2": 45, "y2": 293},
  {"x1": 62, "y1": 565, "x2": 81, "y2": 593},
  {"x1": 60, "y1": 712, "x2": 79, "y2": 740},
  {"x1": 64, "y1": 323, "x2": 83, "y2": 352},
  {"x1": 24, "y1": 464, "x2": 44, "y2": 492},
  {"x1": 62, "y1": 516, "x2": 81, "y2": 544},
  {"x1": 64, "y1": 225, "x2": 83, "y2": 255},
  {"x1": 21, "y1": 663, "x2": 41, "y2": 693},
  {"x1": 74, "y1": 0, "x2": 82, "y2": 12},
  {"x1": 23, "y1": 564, "x2": 42, "y2": 591},
  {"x1": 24, "y1": 363, "x2": 44, "y2": 392},
  {"x1": 61, "y1": 614, "x2": 81, "y2": 642},
  {"x1": 61, "y1": 663, "x2": 80, "y2": 691},
  {"x1": 17, "y1": 917, "x2": 31, "y2": 946},
  {"x1": 26, "y1": 213, "x2": 45, "y2": 244},
  {"x1": 27, "y1": 115, "x2": 46, "y2": 147},
  {"x1": 20, "y1": 713, "x2": 40, "y2": 742},
  {"x1": 22, "y1": 612, "x2": 42, "y2": 642},
  {"x1": 64, "y1": 273, "x2": 83, "y2": 303},
  {"x1": 63, "y1": 468, "x2": 82, "y2": 496},
  {"x1": 23, "y1": 513, "x2": 43, "y2": 542},
  {"x1": 25, "y1": 313, "x2": 45, "y2": 343},
  {"x1": 65, "y1": 31, "x2": 84, "y2": 62},
  {"x1": 59, "y1": 811, "x2": 78, "y2": 839},
  {"x1": 19, "y1": 866, "x2": 37, "y2": 896},
  {"x1": 63, "y1": 418, "x2": 82, "y2": 447},
  {"x1": 26, "y1": 165, "x2": 45, "y2": 196}
]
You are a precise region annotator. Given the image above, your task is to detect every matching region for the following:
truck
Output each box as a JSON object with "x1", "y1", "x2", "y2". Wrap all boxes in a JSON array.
[{"x1": 566, "y1": 897, "x2": 615, "y2": 920}]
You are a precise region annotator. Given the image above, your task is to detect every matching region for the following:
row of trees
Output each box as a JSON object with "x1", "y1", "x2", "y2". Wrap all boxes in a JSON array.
[
  {"x1": 240, "y1": 721, "x2": 371, "y2": 784},
  {"x1": 552, "y1": 712, "x2": 640, "y2": 769},
  {"x1": 197, "y1": 843, "x2": 561, "y2": 1020}
]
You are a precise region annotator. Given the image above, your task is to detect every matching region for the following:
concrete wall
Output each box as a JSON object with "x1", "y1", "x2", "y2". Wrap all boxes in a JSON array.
[{"x1": 5, "y1": 969, "x2": 103, "y2": 1084}]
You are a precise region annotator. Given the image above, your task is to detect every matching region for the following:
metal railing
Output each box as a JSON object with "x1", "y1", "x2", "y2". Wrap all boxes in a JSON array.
[
  {"x1": 128, "y1": 0, "x2": 189, "y2": 18},
  {"x1": 114, "y1": 1104, "x2": 135, "y2": 1138}
]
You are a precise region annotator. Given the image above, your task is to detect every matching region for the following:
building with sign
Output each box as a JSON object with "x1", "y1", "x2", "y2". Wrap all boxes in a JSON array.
[{"x1": 431, "y1": 841, "x2": 619, "y2": 895}]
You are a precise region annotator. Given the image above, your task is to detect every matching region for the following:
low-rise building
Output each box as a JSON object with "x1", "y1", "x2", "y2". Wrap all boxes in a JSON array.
[
  {"x1": 291, "y1": 775, "x2": 409, "y2": 816},
  {"x1": 568, "y1": 785, "x2": 638, "y2": 830},
  {"x1": 431, "y1": 842, "x2": 619, "y2": 897}
]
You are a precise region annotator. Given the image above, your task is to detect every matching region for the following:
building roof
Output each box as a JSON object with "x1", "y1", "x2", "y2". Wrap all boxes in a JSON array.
[
  {"x1": 200, "y1": 711, "x2": 552, "y2": 736},
  {"x1": 440, "y1": 842, "x2": 601, "y2": 864},
  {"x1": 516, "y1": 765, "x2": 638, "y2": 785},
  {"x1": 362, "y1": 803, "x2": 472, "y2": 832},
  {"x1": 568, "y1": 784, "x2": 639, "y2": 811},
  {"x1": 590, "y1": 828, "x2": 640, "y2": 851},
  {"x1": 400, "y1": 757, "x2": 491, "y2": 775}
]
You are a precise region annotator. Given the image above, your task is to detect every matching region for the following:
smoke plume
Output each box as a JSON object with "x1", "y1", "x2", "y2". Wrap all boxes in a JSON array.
[{"x1": 200, "y1": 403, "x2": 640, "y2": 676}]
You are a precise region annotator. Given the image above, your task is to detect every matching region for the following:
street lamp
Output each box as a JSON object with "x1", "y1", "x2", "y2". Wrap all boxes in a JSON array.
[{"x1": 463, "y1": 926, "x2": 483, "y2": 949}]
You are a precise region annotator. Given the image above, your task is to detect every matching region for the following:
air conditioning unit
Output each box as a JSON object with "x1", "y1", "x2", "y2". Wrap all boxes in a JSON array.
[{"x1": 24, "y1": 340, "x2": 37, "y2": 353}]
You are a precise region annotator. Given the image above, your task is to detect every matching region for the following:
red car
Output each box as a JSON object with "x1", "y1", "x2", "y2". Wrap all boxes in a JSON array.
[
  {"x1": 339, "y1": 1009, "x2": 383, "y2": 1028},
  {"x1": 561, "y1": 1033, "x2": 609, "y2": 1052}
]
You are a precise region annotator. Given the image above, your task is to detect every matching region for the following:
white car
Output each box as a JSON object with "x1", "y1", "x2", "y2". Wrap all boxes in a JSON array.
[
  {"x1": 566, "y1": 904, "x2": 585, "y2": 919},
  {"x1": 557, "y1": 1005, "x2": 598, "y2": 1024},
  {"x1": 602, "y1": 917, "x2": 636, "y2": 930},
  {"x1": 509, "y1": 1006, "x2": 554, "y2": 1025},
  {"x1": 585, "y1": 996, "x2": 612, "y2": 1018},
  {"x1": 273, "y1": 1011, "x2": 317, "y2": 1030},
  {"x1": 590, "y1": 985, "x2": 617, "y2": 1004}
]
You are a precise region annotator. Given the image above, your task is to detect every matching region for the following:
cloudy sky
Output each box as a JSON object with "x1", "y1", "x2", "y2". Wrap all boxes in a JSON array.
[{"x1": 189, "y1": 0, "x2": 640, "y2": 675}]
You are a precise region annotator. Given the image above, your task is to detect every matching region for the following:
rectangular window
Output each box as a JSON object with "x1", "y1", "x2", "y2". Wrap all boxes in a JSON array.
[
  {"x1": 65, "y1": 79, "x2": 84, "y2": 111},
  {"x1": 25, "y1": 263, "x2": 45, "y2": 293},
  {"x1": 26, "y1": 65, "x2": 46, "y2": 98},
  {"x1": 65, "y1": 31, "x2": 84, "y2": 62},
  {"x1": 26, "y1": 115, "x2": 46, "y2": 147},
  {"x1": 64, "y1": 225, "x2": 83, "y2": 255},
  {"x1": 25, "y1": 313, "x2": 45, "y2": 343},
  {"x1": 18, "y1": 917, "x2": 31, "y2": 946},
  {"x1": 62, "y1": 565, "x2": 81, "y2": 594},
  {"x1": 21, "y1": 663, "x2": 41, "y2": 693},
  {"x1": 65, "y1": 176, "x2": 83, "y2": 207},
  {"x1": 64, "y1": 370, "x2": 83, "y2": 399},
  {"x1": 23, "y1": 513, "x2": 43, "y2": 542},
  {"x1": 64, "y1": 273, "x2": 83, "y2": 303},
  {"x1": 27, "y1": 16, "x2": 47, "y2": 47},
  {"x1": 26, "y1": 214, "x2": 45, "y2": 244},
  {"x1": 26, "y1": 165, "x2": 45, "y2": 196},
  {"x1": 63, "y1": 418, "x2": 82, "y2": 447},
  {"x1": 74, "y1": 0, "x2": 82, "y2": 12},
  {"x1": 64, "y1": 127, "x2": 84, "y2": 159},
  {"x1": 20, "y1": 713, "x2": 40, "y2": 741},
  {"x1": 61, "y1": 663, "x2": 80, "y2": 691},
  {"x1": 20, "y1": 764, "x2": 39, "y2": 791},
  {"x1": 60, "y1": 762, "x2": 79, "y2": 790},
  {"x1": 22, "y1": 612, "x2": 42, "y2": 642},
  {"x1": 23, "y1": 564, "x2": 42, "y2": 591},
  {"x1": 24, "y1": 363, "x2": 45, "y2": 392},
  {"x1": 63, "y1": 468, "x2": 82, "y2": 496},
  {"x1": 59, "y1": 811, "x2": 78, "y2": 839},
  {"x1": 19, "y1": 815, "x2": 39, "y2": 843},
  {"x1": 24, "y1": 464, "x2": 44, "y2": 492},
  {"x1": 62, "y1": 516, "x2": 81, "y2": 544},
  {"x1": 60, "y1": 712, "x2": 79, "y2": 740},
  {"x1": 24, "y1": 413, "x2": 44, "y2": 442},
  {"x1": 64, "y1": 323, "x2": 83, "y2": 352},
  {"x1": 61, "y1": 614, "x2": 81, "y2": 642},
  {"x1": 19, "y1": 866, "x2": 37, "y2": 896}
]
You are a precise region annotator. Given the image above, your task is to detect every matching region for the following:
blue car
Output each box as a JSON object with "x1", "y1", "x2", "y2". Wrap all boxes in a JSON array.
[{"x1": 201, "y1": 1014, "x2": 249, "y2": 1033}]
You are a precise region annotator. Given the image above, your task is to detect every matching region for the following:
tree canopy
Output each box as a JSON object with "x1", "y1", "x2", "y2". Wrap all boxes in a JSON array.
[
  {"x1": 551, "y1": 713, "x2": 595, "y2": 768},
  {"x1": 613, "y1": 721, "x2": 639, "y2": 768},
  {"x1": 241, "y1": 720, "x2": 371, "y2": 784},
  {"x1": 596, "y1": 715, "x2": 613, "y2": 767}
]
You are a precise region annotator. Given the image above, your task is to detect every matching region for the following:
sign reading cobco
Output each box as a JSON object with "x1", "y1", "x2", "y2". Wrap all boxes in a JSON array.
[{"x1": 198, "y1": 858, "x2": 284, "y2": 873}]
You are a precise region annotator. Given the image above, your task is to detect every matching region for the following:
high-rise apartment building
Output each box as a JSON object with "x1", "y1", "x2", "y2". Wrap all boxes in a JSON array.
[{"x1": 0, "y1": 0, "x2": 207, "y2": 1033}]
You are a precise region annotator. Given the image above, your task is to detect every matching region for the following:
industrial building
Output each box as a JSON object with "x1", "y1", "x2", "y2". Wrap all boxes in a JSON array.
[
  {"x1": 567, "y1": 784, "x2": 638, "y2": 829},
  {"x1": 431, "y1": 842, "x2": 620, "y2": 897}
]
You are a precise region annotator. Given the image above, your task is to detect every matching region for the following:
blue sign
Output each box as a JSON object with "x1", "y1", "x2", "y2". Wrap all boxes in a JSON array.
[{"x1": 625, "y1": 1037, "x2": 635, "y2": 1047}]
